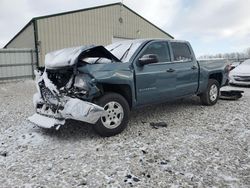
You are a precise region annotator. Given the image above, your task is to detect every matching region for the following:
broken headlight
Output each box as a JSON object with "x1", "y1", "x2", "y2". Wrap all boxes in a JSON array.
[{"x1": 74, "y1": 75, "x2": 89, "y2": 91}]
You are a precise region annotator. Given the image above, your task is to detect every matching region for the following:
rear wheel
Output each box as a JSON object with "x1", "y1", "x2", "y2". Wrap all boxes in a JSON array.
[
  {"x1": 94, "y1": 92, "x2": 130, "y2": 137},
  {"x1": 200, "y1": 79, "x2": 220, "y2": 106}
]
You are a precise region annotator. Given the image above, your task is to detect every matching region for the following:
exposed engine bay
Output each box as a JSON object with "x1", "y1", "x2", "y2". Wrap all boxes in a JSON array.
[
  {"x1": 29, "y1": 67, "x2": 104, "y2": 129},
  {"x1": 41, "y1": 67, "x2": 96, "y2": 102}
]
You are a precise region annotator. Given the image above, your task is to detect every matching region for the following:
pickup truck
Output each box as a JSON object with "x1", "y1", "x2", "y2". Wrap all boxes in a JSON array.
[{"x1": 28, "y1": 39, "x2": 229, "y2": 136}]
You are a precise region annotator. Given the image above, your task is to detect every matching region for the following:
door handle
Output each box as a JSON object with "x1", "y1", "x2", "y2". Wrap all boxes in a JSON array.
[
  {"x1": 191, "y1": 66, "x2": 197, "y2": 70},
  {"x1": 166, "y1": 68, "x2": 175, "y2": 72}
]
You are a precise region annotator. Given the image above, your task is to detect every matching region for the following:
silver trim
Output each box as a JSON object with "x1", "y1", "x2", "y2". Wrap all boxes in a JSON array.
[
  {"x1": 101, "y1": 101, "x2": 124, "y2": 129},
  {"x1": 209, "y1": 84, "x2": 218, "y2": 101}
]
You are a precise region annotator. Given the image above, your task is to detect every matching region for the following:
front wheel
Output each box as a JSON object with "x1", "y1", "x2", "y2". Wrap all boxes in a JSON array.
[
  {"x1": 93, "y1": 92, "x2": 130, "y2": 137},
  {"x1": 200, "y1": 79, "x2": 220, "y2": 106}
]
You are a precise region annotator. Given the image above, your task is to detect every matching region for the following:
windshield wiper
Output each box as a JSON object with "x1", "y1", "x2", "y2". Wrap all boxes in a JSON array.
[
  {"x1": 109, "y1": 44, "x2": 122, "y2": 52},
  {"x1": 94, "y1": 44, "x2": 123, "y2": 64},
  {"x1": 120, "y1": 43, "x2": 133, "y2": 61}
]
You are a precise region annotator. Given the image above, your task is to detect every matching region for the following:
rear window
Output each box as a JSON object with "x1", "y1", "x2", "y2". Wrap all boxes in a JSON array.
[{"x1": 171, "y1": 42, "x2": 192, "y2": 62}]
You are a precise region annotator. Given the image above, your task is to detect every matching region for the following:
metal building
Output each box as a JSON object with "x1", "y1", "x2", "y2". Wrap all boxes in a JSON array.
[{"x1": 4, "y1": 3, "x2": 173, "y2": 66}]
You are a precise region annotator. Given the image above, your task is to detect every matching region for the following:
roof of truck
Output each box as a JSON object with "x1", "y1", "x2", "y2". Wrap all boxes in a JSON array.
[{"x1": 116, "y1": 38, "x2": 188, "y2": 44}]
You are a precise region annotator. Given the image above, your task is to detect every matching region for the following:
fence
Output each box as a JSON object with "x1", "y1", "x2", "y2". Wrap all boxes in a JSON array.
[
  {"x1": 227, "y1": 57, "x2": 250, "y2": 63},
  {"x1": 0, "y1": 49, "x2": 37, "y2": 81}
]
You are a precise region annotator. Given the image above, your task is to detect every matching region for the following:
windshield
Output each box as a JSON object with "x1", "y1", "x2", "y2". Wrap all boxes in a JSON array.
[
  {"x1": 105, "y1": 40, "x2": 144, "y2": 62},
  {"x1": 242, "y1": 59, "x2": 250, "y2": 65}
]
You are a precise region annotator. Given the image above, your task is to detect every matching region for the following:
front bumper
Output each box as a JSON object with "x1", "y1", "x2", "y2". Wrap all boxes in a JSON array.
[
  {"x1": 229, "y1": 75, "x2": 250, "y2": 86},
  {"x1": 28, "y1": 113, "x2": 65, "y2": 129},
  {"x1": 28, "y1": 96, "x2": 104, "y2": 129}
]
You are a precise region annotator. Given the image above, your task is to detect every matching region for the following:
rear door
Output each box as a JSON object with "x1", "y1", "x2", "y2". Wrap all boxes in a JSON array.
[
  {"x1": 170, "y1": 42, "x2": 199, "y2": 97},
  {"x1": 134, "y1": 41, "x2": 176, "y2": 105}
]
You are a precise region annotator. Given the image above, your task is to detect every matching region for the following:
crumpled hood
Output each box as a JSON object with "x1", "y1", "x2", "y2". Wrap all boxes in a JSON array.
[
  {"x1": 45, "y1": 45, "x2": 120, "y2": 69},
  {"x1": 45, "y1": 45, "x2": 94, "y2": 68}
]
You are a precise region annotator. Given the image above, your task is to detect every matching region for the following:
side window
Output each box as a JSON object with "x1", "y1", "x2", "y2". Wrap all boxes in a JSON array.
[
  {"x1": 171, "y1": 42, "x2": 192, "y2": 62},
  {"x1": 140, "y1": 42, "x2": 171, "y2": 63}
]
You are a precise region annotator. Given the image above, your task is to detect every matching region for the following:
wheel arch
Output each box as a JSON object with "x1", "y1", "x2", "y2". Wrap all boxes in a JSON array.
[
  {"x1": 97, "y1": 83, "x2": 133, "y2": 109},
  {"x1": 209, "y1": 72, "x2": 223, "y2": 86}
]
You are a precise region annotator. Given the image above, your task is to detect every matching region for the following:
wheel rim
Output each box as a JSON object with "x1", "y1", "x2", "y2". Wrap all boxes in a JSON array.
[
  {"x1": 209, "y1": 84, "x2": 218, "y2": 101},
  {"x1": 101, "y1": 101, "x2": 124, "y2": 129}
]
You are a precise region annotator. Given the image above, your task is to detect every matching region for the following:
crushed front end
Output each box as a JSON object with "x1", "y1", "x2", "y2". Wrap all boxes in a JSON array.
[
  {"x1": 28, "y1": 45, "x2": 122, "y2": 129},
  {"x1": 28, "y1": 67, "x2": 104, "y2": 129}
]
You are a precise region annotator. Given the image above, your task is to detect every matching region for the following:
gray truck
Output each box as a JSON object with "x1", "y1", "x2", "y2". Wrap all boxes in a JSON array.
[{"x1": 29, "y1": 39, "x2": 229, "y2": 136}]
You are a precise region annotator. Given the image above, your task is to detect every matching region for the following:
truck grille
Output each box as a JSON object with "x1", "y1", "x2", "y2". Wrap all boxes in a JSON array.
[{"x1": 234, "y1": 76, "x2": 250, "y2": 82}]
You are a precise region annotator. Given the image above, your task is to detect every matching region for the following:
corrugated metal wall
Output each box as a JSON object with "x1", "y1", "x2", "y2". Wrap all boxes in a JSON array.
[
  {"x1": 0, "y1": 49, "x2": 36, "y2": 80},
  {"x1": 5, "y1": 23, "x2": 35, "y2": 49},
  {"x1": 36, "y1": 6, "x2": 114, "y2": 65},
  {"x1": 5, "y1": 4, "x2": 172, "y2": 66},
  {"x1": 112, "y1": 5, "x2": 169, "y2": 39},
  {"x1": 36, "y1": 4, "x2": 171, "y2": 65}
]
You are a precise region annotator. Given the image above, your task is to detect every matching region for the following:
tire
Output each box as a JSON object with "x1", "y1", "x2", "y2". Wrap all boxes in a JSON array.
[
  {"x1": 200, "y1": 79, "x2": 220, "y2": 106},
  {"x1": 93, "y1": 92, "x2": 130, "y2": 137}
]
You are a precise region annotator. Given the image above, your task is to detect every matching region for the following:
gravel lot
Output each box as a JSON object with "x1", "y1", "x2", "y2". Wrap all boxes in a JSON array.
[{"x1": 0, "y1": 80, "x2": 249, "y2": 188}]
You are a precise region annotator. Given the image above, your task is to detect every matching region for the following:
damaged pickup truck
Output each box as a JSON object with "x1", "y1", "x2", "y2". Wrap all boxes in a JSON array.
[{"x1": 29, "y1": 39, "x2": 229, "y2": 136}]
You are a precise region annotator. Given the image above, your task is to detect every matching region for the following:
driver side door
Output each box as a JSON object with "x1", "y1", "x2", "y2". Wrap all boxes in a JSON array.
[{"x1": 134, "y1": 41, "x2": 176, "y2": 106}]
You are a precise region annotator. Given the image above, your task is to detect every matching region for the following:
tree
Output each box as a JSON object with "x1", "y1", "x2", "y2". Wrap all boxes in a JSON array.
[{"x1": 198, "y1": 47, "x2": 250, "y2": 60}]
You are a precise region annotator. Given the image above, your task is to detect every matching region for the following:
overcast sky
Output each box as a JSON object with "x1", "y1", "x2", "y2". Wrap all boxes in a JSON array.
[{"x1": 1, "y1": 0, "x2": 250, "y2": 56}]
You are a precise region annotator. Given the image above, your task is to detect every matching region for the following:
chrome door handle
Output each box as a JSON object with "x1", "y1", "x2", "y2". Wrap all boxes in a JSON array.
[{"x1": 166, "y1": 68, "x2": 175, "y2": 72}]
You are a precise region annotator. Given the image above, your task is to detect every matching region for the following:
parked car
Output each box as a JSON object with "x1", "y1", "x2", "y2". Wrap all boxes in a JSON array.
[
  {"x1": 29, "y1": 39, "x2": 229, "y2": 136},
  {"x1": 229, "y1": 59, "x2": 250, "y2": 85}
]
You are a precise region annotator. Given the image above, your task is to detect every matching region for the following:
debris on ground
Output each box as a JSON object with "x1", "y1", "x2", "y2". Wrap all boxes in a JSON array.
[
  {"x1": 78, "y1": 178, "x2": 87, "y2": 186},
  {"x1": 124, "y1": 174, "x2": 140, "y2": 186},
  {"x1": 150, "y1": 122, "x2": 168, "y2": 129},
  {"x1": 0, "y1": 151, "x2": 8, "y2": 157},
  {"x1": 160, "y1": 160, "x2": 170, "y2": 165},
  {"x1": 220, "y1": 90, "x2": 244, "y2": 100}
]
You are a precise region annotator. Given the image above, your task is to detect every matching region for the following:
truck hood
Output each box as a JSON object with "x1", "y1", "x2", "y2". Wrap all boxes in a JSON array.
[{"x1": 45, "y1": 45, "x2": 121, "y2": 69}]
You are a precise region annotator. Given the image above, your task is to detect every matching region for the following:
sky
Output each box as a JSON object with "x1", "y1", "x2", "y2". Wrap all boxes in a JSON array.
[{"x1": 1, "y1": 0, "x2": 250, "y2": 56}]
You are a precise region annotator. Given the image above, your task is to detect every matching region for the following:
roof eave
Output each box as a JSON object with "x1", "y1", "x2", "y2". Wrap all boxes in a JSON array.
[{"x1": 32, "y1": 2, "x2": 174, "y2": 39}]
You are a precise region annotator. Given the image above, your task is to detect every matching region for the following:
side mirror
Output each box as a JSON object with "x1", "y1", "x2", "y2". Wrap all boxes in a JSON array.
[{"x1": 138, "y1": 54, "x2": 159, "y2": 66}]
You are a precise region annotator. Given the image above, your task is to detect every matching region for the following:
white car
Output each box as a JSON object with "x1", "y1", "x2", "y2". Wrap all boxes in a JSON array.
[{"x1": 229, "y1": 59, "x2": 250, "y2": 85}]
